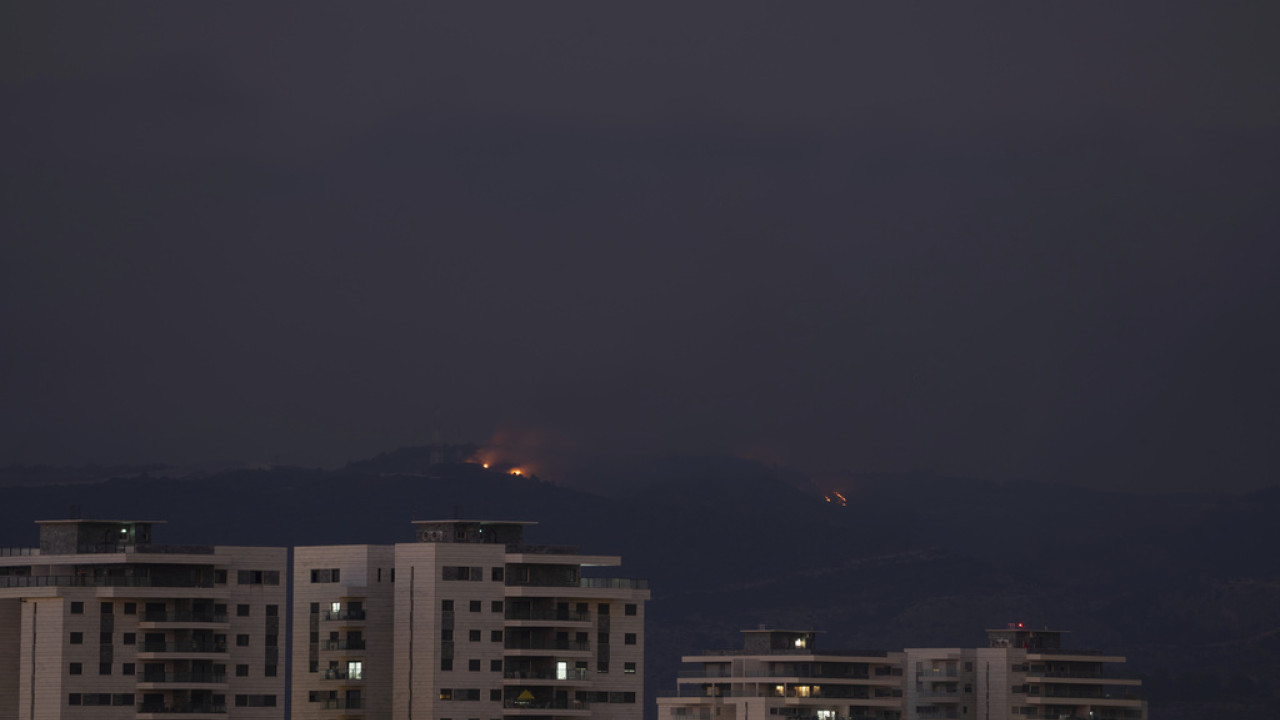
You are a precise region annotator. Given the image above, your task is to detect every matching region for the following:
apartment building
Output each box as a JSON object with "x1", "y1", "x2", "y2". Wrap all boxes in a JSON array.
[
  {"x1": 292, "y1": 519, "x2": 650, "y2": 720},
  {"x1": 0, "y1": 518, "x2": 286, "y2": 720},
  {"x1": 656, "y1": 628, "x2": 907, "y2": 720},
  {"x1": 659, "y1": 627, "x2": 1146, "y2": 720}
]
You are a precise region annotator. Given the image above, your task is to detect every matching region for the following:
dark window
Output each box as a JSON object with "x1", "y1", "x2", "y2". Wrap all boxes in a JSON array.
[
  {"x1": 491, "y1": 600, "x2": 503, "y2": 613},
  {"x1": 265, "y1": 634, "x2": 278, "y2": 647},
  {"x1": 70, "y1": 602, "x2": 84, "y2": 614},
  {"x1": 69, "y1": 693, "x2": 82, "y2": 705},
  {"x1": 310, "y1": 602, "x2": 319, "y2": 614},
  {"x1": 442, "y1": 629, "x2": 453, "y2": 641},
  {"x1": 100, "y1": 632, "x2": 112, "y2": 644},
  {"x1": 491, "y1": 567, "x2": 504, "y2": 582},
  {"x1": 625, "y1": 604, "x2": 637, "y2": 616},
  {"x1": 469, "y1": 600, "x2": 481, "y2": 613},
  {"x1": 309, "y1": 661, "x2": 318, "y2": 673},
  {"x1": 490, "y1": 630, "x2": 503, "y2": 642},
  {"x1": 99, "y1": 663, "x2": 111, "y2": 675},
  {"x1": 490, "y1": 689, "x2": 502, "y2": 701},
  {"x1": 123, "y1": 603, "x2": 137, "y2": 615},
  {"x1": 265, "y1": 665, "x2": 278, "y2": 677},
  {"x1": 123, "y1": 663, "x2": 135, "y2": 675},
  {"x1": 100, "y1": 602, "x2": 113, "y2": 614},
  {"x1": 598, "y1": 633, "x2": 609, "y2": 644},
  {"x1": 122, "y1": 633, "x2": 135, "y2": 645},
  {"x1": 237, "y1": 604, "x2": 250, "y2": 617},
  {"x1": 70, "y1": 632, "x2": 83, "y2": 644},
  {"x1": 214, "y1": 569, "x2": 227, "y2": 584},
  {"x1": 597, "y1": 603, "x2": 609, "y2": 615},
  {"x1": 441, "y1": 600, "x2": 454, "y2": 611},
  {"x1": 236, "y1": 634, "x2": 249, "y2": 647},
  {"x1": 597, "y1": 661, "x2": 609, "y2": 673},
  {"x1": 70, "y1": 663, "x2": 82, "y2": 675},
  {"x1": 624, "y1": 662, "x2": 637, "y2": 674},
  {"x1": 441, "y1": 658, "x2": 453, "y2": 671},
  {"x1": 266, "y1": 604, "x2": 278, "y2": 617},
  {"x1": 576, "y1": 632, "x2": 588, "y2": 644},
  {"x1": 469, "y1": 630, "x2": 481, "y2": 642},
  {"x1": 468, "y1": 659, "x2": 481, "y2": 671},
  {"x1": 309, "y1": 632, "x2": 319, "y2": 643},
  {"x1": 624, "y1": 633, "x2": 637, "y2": 645},
  {"x1": 490, "y1": 659, "x2": 502, "y2": 672},
  {"x1": 377, "y1": 568, "x2": 382, "y2": 582}
]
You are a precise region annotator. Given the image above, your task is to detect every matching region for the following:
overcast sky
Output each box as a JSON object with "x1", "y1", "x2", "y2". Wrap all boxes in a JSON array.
[{"x1": 2, "y1": 3, "x2": 1277, "y2": 492}]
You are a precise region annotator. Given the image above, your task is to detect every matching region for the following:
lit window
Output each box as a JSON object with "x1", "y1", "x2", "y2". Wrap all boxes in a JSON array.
[{"x1": 347, "y1": 661, "x2": 363, "y2": 680}]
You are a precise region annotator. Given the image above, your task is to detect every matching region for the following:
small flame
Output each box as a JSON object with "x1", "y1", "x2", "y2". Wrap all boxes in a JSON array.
[
  {"x1": 509, "y1": 468, "x2": 523, "y2": 476},
  {"x1": 482, "y1": 463, "x2": 490, "y2": 469}
]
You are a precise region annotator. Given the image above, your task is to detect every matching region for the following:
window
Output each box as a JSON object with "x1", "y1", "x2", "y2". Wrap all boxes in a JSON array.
[
  {"x1": 597, "y1": 661, "x2": 608, "y2": 673},
  {"x1": 624, "y1": 662, "x2": 637, "y2": 674},
  {"x1": 238, "y1": 570, "x2": 280, "y2": 585},
  {"x1": 576, "y1": 632, "x2": 588, "y2": 644},
  {"x1": 490, "y1": 689, "x2": 502, "y2": 701},
  {"x1": 491, "y1": 567, "x2": 504, "y2": 581},
  {"x1": 100, "y1": 632, "x2": 112, "y2": 644},
  {"x1": 624, "y1": 633, "x2": 637, "y2": 645},
  {"x1": 377, "y1": 567, "x2": 383, "y2": 582},
  {"x1": 469, "y1": 659, "x2": 481, "y2": 671},
  {"x1": 310, "y1": 568, "x2": 340, "y2": 583},
  {"x1": 236, "y1": 634, "x2": 250, "y2": 647},
  {"x1": 625, "y1": 603, "x2": 637, "y2": 616},
  {"x1": 441, "y1": 658, "x2": 453, "y2": 671},
  {"x1": 69, "y1": 693, "x2": 82, "y2": 705},
  {"x1": 99, "y1": 663, "x2": 111, "y2": 675},
  {"x1": 598, "y1": 633, "x2": 610, "y2": 644},
  {"x1": 123, "y1": 603, "x2": 137, "y2": 615},
  {"x1": 597, "y1": 603, "x2": 610, "y2": 615},
  {"x1": 70, "y1": 632, "x2": 83, "y2": 644},
  {"x1": 440, "y1": 689, "x2": 453, "y2": 700},
  {"x1": 347, "y1": 661, "x2": 363, "y2": 680},
  {"x1": 70, "y1": 602, "x2": 84, "y2": 614},
  {"x1": 469, "y1": 630, "x2": 481, "y2": 642},
  {"x1": 442, "y1": 629, "x2": 453, "y2": 641},
  {"x1": 443, "y1": 566, "x2": 483, "y2": 581},
  {"x1": 309, "y1": 661, "x2": 318, "y2": 673},
  {"x1": 214, "y1": 569, "x2": 227, "y2": 583},
  {"x1": 491, "y1": 600, "x2": 503, "y2": 613},
  {"x1": 100, "y1": 602, "x2": 113, "y2": 614},
  {"x1": 266, "y1": 634, "x2": 278, "y2": 647},
  {"x1": 490, "y1": 630, "x2": 503, "y2": 642},
  {"x1": 123, "y1": 663, "x2": 135, "y2": 675},
  {"x1": 469, "y1": 600, "x2": 482, "y2": 613},
  {"x1": 490, "y1": 659, "x2": 502, "y2": 672},
  {"x1": 70, "y1": 663, "x2": 82, "y2": 675},
  {"x1": 123, "y1": 633, "x2": 135, "y2": 645},
  {"x1": 442, "y1": 600, "x2": 454, "y2": 612},
  {"x1": 237, "y1": 604, "x2": 250, "y2": 617},
  {"x1": 609, "y1": 692, "x2": 636, "y2": 704},
  {"x1": 266, "y1": 604, "x2": 278, "y2": 617},
  {"x1": 236, "y1": 665, "x2": 249, "y2": 677},
  {"x1": 310, "y1": 631, "x2": 319, "y2": 642}
]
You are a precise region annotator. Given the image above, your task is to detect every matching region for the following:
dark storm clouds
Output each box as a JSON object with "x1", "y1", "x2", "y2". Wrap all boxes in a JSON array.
[{"x1": 2, "y1": 4, "x2": 1277, "y2": 491}]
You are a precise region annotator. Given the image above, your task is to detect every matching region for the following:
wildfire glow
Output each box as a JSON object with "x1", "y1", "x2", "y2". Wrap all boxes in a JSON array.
[
  {"x1": 825, "y1": 491, "x2": 848, "y2": 507},
  {"x1": 509, "y1": 468, "x2": 523, "y2": 476},
  {"x1": 482, "y1": 463, "x2": 490, "y2": 469}
]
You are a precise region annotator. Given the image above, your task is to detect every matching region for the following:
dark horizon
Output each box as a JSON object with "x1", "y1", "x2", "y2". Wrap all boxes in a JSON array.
[{"x1": 3, "y1": 3, "x2": 1278, "y2": 494}]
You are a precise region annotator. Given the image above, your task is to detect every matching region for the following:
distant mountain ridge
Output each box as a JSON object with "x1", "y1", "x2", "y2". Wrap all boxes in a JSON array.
[{"x1": 1, "y1": 447, "x2": 1275, "y2": 720}]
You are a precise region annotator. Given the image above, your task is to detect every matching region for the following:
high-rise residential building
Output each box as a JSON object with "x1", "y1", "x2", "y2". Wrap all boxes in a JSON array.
[
  {"x1": 659, "y1": 627, "x2": 1146, "y2": 720},
  {"x1": 292, "y1": 519, "x2": 650, "y2": 720},
  {"x1": 0, "y1": 518, "x2": 286, "y2": 719},
  {"x1": 656, "y1": 628, "x2": 907, "y2": 720}
]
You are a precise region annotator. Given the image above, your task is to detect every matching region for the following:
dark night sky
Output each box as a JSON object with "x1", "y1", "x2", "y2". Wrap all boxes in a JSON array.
[{"x1": 2, "y1": 4, "x2": 1277, "y2": 492}]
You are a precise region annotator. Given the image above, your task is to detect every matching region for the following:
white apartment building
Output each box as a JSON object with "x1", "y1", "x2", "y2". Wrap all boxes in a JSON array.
[
  {"x1": 660, "y1": 627, "x2": 1146, "y2": 720},
  {"x1": 293, "y1": 519, "x2": 650, "y2": 720},
  {"x1": 0, "y1": 519, "x2": 286, "y2": 720},
  {"x1": 656, "y1": 629, "x2": 907, "y2": 720}
]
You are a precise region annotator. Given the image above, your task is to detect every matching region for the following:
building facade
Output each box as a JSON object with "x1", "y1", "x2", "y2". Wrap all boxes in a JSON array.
[
  {"x1": 659, "y1": 627, "x2": 1146, "y2": 720},
  {"x1": 0, "y1": 519, "x2": 286, "y2": 720},
  {"x1": 656, "y1": 629, "x2": 906, "y2": 720},
  {"x1": 293, "y1": 519, "x2": 650, "y2": 720}
]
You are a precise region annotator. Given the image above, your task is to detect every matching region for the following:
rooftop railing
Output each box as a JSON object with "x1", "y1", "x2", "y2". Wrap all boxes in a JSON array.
[{"x1": 0, "y1": 576, "x2": 215, "y2": 589}]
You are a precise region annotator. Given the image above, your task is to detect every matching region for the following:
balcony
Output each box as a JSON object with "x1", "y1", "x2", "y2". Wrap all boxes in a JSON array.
[
  {"x1": 138, "y1": 641, "x2": 228, "y2": 655},
  {"x1": 140, "y1": 612, "x2": 228, "y2": 625},
  {"x1": 137, "y1": 703, "x2": 227, "y2": 715},
  {"x1": 323, "y1": 610, "x2": 367, "y2": 621},
  {"x1": 505, "y1": 638, "x2": 591, "y2": 652},
  {"x1": 504, "y1": 698, "x2": 590, "y2": 714},
  {"x1": 139, "y1": 671, "x2": 228, "y2": 684},
  {"x1": 321, "y1": 639, "x2": 367, "y2": 651},
  {"x1": 504, "y1": 668, "x2": 592, "y2": 681},
  {"x1": 505, "y1": 609, "x2": 591, "y2": 623},
  {"x1": 322, "y1": 669, "x2": 366, "y2": 682},
  {"x1": 317, "y1": 698, "x2": 363, "y2": 709},
  {"x1": 0, "y1": 575, "x2": 215, "y2": 589}
]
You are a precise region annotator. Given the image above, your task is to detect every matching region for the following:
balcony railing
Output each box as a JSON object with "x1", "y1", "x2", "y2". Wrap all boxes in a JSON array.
[
  {"x1": 318, "y1": 698, "x2": 363, "y2": 709},
  {"x1": 321, "y1": 639, "x2": 367, "y2": 651},
  {"x1": 505, "y1": 638, "x2": 591, "y2": 652},
  {"x1": 137, "y1": 703, "x2": 227, "y2": 714},
  {"x1": 504, "y1": 698, "x2": 589, "y2": 710},
  {"x1": 0, "y1": 547, "x2": 36, "y2": 557},
  {"x1": 504, "y1": 668, "x2": 591, "y2": 681},
  {"x1": 505, "y1": 609, "x2": 591, "y2": 622},
  {"x1": 141, "y1": 671, "x2": 228, "y2": 683},
  {"x1": 140, "y1": 642, "x2": 228, "y2": 654},
  {"x1": 142, "y1": 612, "x2": 228, "y2": 624},
  {"x1": 322, "y1": 609, "x2": 367, "y2": 621},
  {"x1": 579, "y1": 578, "x2": 648, "y2": 590},
  {"x1": 0, "y1": 575, "x2": 215, "y2": 589},
  {"x1": 322, "y1": 669, "x2": 366, "y2": 681}
]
